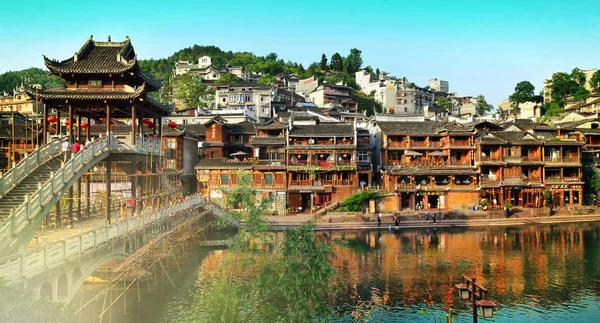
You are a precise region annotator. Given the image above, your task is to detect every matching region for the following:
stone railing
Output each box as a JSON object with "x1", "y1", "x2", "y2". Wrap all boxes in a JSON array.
[
  {"x1": 0, "y1": 137, "x2": 68, "y2": 197},
  {"x1": 0, "y1": 194, "x2": 205, "y2": 283}
]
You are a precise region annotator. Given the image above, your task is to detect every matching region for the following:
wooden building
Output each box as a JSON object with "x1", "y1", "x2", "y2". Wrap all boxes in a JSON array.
[
  {"x1": 286, "y1": 122, "x2": 358, "y2": 213},
  {"x1": 378, "y1": 121, "x2": 479, "y2": 210}
]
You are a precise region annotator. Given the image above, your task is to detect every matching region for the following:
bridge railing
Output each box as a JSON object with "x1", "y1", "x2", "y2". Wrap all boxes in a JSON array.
[
  {"x1": 0, "y1": 137, "x2": 68, "y2": 196},
  {"x1": 0, "y1": 135, "x2": 112, "y2": 250},
  {"x1": 0, "y1": 134, "x2": 165, "y2": 251},
  {"x1": 0, "y1": 194, "x2": 205, "y2": 283}
]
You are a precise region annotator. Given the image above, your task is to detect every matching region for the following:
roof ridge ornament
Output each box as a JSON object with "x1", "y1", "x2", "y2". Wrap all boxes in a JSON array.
[
  {"x1": 74, "y1": 52, "x2": 78, "y2": 62},
  {"x1": 107, "y1": 35, "x2": 111, "y2": 42}
]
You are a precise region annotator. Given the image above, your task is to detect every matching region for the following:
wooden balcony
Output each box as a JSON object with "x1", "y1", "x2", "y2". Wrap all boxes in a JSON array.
[
  {"x1": 545, "y1": 176, "x2": 580, "y2": 183},
  {"x1": 255, "y1": 159, "x2": 286, "y2": 170},
  {"x1": 480, "y1": 156, "x2": 502, "y2": 162},
  {"x1": 449, "y1": 160, "x2": 472, "y2": 166},
  {"x1": 521, "y1": 156, "x2": 541, "y2": 162},
  {"x1": 545, "y1": 157, "x2": 580, "y2": 164},
  {"x1": 447, "y1": 139, "x2": 471, "y2": 147},
  {"x1": 480, "y1": 174, "x2": 499, "y2": 185}
]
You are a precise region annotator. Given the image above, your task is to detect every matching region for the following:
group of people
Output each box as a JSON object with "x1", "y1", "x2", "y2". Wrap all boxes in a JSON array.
[
  {"x1": 61, "y1": 139, "x2": 93, "y2": 162},
  {"x1": 424, "y1": 212, "x2": 438, "y2": 224},
  {"x1": 377, "y1": 213, "x2": 402, "y2": 226}
]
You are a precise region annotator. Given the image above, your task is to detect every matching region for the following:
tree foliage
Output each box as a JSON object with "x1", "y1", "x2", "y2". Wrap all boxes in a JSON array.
[
  {"x1": 340, "y1": 190, "x2": 380, "y2": 212},
  {"x1": 343, "y1": 48, "x2": 363, "y2": 74},
  {"x1": 590, "y1": 70, "x2": 600, "y2": 92},
  {"x1": 174, "y1": 72, "x2": 215, "y2": 108},
  {"x1": 436, "y1": 97, "x2": 452, "y2": 111},
  {"x1": 320, "y1": 54, "x2": 328, "y2": 71},
  {"x1": 475, "y1": 94, "x2": 494, "y2": 115},
  {"x1": 330, "y1": 53, "x2": 344, "y2": 72},
  {"x1": 182, "y1": 172, "x2": 338, "y2": 323},
  {"x1": 256, "y1": 74, "x2": 276, "y2": 85},
  {"x1": 509, "y1": 81, "x2": 535, "y2": 105},
  {"x1": 0, "y1": 67, "x2": 63, "y2": 94},
  {"x1": 214, "y1": 73, "x2": 241, "y2": 85},
  {"x1": 0, "y1": 278, "x2": 67, "y2": 323}
]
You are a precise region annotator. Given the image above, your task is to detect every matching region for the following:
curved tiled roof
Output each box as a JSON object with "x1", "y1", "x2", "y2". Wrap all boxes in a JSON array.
[
  {"x1": 43, "y1": 37, "x2": 136, "y2": 74},
  {"x1": 26, "y1": 83, "x2": 146, "y2": 100}
]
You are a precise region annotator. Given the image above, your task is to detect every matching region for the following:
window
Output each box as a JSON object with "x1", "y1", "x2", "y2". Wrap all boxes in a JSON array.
[
  {"x1": 89, "y1": 80, "x2": 102, "y2": 88},
  {"x1": 358, "y1": 151, "x2": 370, "y2": 162},
  {"x1": 202, "y1": 58, "x2": 207, "y2": 63},
  {"x1": 264, "y1": 174, "x2": 273, "y2": 185},
  {"x1": 210, "y1": 151, "x2": 216, "y2": 158},
  {"x1": 198, "y1": 182, "x2": 208, "y2": 189},
  {"x1": 221, "y1": 174, "x2": 229, "y2": 185},
  {"x1": 269, "y1": 152, "x2": 280, "y2": 160},
  {"x1": 261, "y1": 95, "x2": 269, "y2": 102},
  {"x1": 166, "y1": 139, "x2": 176, "y2": 149}
]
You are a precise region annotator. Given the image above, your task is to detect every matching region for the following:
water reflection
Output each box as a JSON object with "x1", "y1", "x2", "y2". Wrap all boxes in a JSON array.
[{"x1": 323, "y1": 223, "x2": 600, "y2": 321}]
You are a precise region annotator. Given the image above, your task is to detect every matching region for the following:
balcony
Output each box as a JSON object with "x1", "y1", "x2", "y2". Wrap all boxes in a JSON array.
[
  {"x1": 545, "y1": 176, "x2": 580, "y2": 183},
  {"x1": 388, "y1": 141, "x2": 408, "y2": 148},
  {"x1": 563, "y1": 176, "x2": 580, "y2": 182},
  {"x1": 449, "y1": 160, "x2": 472, "y2": 166},
  {"x1": 545, "y1": 157, "x2": 580, "y2": 164},
  {"x1": 480, "y1": 156, "x2": 502, "y2": 162},
  {"x1": 255, "y1": 159, "x2": 286, "y2": 169},
  {"x1": 480, "y1": 174, "x2": 499, "y2": 185},
  {"x1": 448, "y1": 139, "x2": 471, "y2": 147},
  {"x1": 526, "y1": 175, "x2": 542, "y2": 182},
  {"x1": 521, "y1": 156, "x2": 542, "y2": 162}
]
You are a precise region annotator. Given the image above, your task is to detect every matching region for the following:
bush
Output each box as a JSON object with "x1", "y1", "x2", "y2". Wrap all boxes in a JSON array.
[
  {"x1": 339, "y1": 190, "x2": 380, "y2": 212},
  {"x1": 503, "y1": 202, "x2": 513, "y2": 209}
]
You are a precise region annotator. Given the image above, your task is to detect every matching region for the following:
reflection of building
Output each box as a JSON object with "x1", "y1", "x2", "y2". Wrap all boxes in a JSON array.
[{"x1": 378, "y1": 121, "x2": 479, "y2": 210}]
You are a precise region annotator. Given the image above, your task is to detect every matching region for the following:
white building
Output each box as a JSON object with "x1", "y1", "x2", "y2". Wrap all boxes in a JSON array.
[
  {"x1": 428, "y1": 78, "x2": 449, "y2": 93},
  {"x1": 214, "y1": 81, "x2": 273, "y2": 122}
]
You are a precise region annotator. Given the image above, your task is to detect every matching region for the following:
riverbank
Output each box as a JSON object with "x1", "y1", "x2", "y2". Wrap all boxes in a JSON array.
[{"x1": 265, "y1": 213, "x2": 600, "y2": 231}]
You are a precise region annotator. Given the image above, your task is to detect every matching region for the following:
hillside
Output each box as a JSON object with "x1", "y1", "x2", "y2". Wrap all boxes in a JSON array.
[
  {"x1": 0, "y1": 67, "x2": 63, "y2": 95},
  {"x1": 1, "y1": 46, "x2": 382, "y2": 115}
]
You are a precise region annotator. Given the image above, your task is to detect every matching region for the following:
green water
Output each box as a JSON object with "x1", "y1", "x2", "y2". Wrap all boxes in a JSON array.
[{"x1": 73, "y1": 222, "x2": 600, "y2": 322}]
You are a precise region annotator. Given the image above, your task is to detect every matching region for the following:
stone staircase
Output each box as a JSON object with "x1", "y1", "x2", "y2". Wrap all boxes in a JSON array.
[{"x1": 0, "y1": 157, "x2": 63, "y2": 221}]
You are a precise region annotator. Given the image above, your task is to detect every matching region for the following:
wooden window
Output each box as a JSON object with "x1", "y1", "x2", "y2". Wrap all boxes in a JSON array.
[
  {"x1": 221, "y1": 174, "x2": 229, "y2": 185},
  {"x1": 264, "y1": 174, "x2": 273, "y2": 185}
]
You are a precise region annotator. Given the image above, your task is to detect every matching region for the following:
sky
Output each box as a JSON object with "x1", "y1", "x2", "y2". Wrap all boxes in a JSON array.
[{"x1": 1, "y1": 0, "x2": 599, "y2": 105}]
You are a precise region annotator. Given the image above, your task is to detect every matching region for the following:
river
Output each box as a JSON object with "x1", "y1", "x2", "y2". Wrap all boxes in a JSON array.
[{"x1": 72, "y1": 222, "x2": 600, "y2": 322}]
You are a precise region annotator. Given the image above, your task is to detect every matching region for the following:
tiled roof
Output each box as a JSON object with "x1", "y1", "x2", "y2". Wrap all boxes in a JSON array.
[
  {"x1": 501, "y1": 178, "x2": 528, "y2": 186},
  {"x1": 255, "y1": 119, "x2": 286, "y2": 129},
  {"x1": 491, "y1": 131, "x2": 541, "y2": 144},
  {"x1": 226, "y1": 123, "x2": 256, "y2": 134},
  {"x1": 377, "y1": 121, "x2": 439, "y2": 135},
  {"x1": 178, "y1": 124, "x2": 206, "y2": 136},
  {"x1": 250, "y1": 136, "x2": 286, "y2": 145},
  {"x1": 289, "y1": 123, "x2": 354, "y2": 137},
  {"x1": 44, "y1": 38, "x2": 136, "y2": 74},
  {"x1": 29, "y1": 84, "x2": 146, "y2": 100},
  {"x1": 195, "y1": 158, "x2": 253, "y2": 169}
]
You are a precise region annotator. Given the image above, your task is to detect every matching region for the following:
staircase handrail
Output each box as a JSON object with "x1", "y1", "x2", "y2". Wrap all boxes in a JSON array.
[
  {"x1": 0, "y1": 135, "x2": 112, "y2": 251},
  {"x1": 0, "y1": 133, "x2": 162, "y2": 253},
  {"x1": 0, "y1": 193, "x2": 205, "y2": 282},
  {"x1": 0, "y1": 137, "x2": 68, "y2": 196}
]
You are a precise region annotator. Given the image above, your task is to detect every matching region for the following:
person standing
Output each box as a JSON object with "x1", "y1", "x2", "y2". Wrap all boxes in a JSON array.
[
  {"x1": 425, "y1": 212, "x2": 429, "y2": 224},
  {"x1": 432, "y1": 213, "x2": 437, "y2": 224},
  {"x1": 61, "y1": 140, "x2": 70, "y2": 162},
  {"x1": 71, "y1": 141, "x2": 80, "y2": 159},
  {"x1": 378, "y1": 212, "x2": 382, "y2": 226}
]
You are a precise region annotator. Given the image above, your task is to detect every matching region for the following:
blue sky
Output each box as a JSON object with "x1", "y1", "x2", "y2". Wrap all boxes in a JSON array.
[{"x1": 1, "y1": 0, "x2": 599, "y2": 105}]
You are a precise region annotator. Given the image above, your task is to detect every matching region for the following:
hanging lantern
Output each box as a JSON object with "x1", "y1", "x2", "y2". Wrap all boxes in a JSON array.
[
  {"x1": 80, "y1": 122, "x2": 89, "y2": 129},
  {"x1": 343, "y1": 154, "x2": 348, "y2": 158},
  {"x1": 297, "y1": 154, "x2": 302, "y2": 159},
  {"x1": 143, "y1": 118, "x2": 153, "y2": 125},
  {"x1": 168, "y1": 121, "x2": 177, "y2": 129},
  {"x1": 320, "y1": 154, "x2": 324, "y2": 158},
  {"x1": 147, "y1": 122, "x2": 154, "y2": 129},
  {"x1": 64, "y1": 120, "x2": 70, "y2": 126},
  {"x1": 47, "y1": 116, "x2": 58, "y2": 124}
]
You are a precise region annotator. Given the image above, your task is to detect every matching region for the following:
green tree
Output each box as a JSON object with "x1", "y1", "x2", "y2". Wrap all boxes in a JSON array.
[
  {"x1": 320, "y1": 54, "x2": 328, "y2": 71},
  {"x1": 0, "y1": 278, "x2": 67, "y2": 323},
  {"x1": 182, "y1": 172, "x2": 338, "y2": 323},
  {"x1": 508, "y1": 81, "x2": 535, "y2": 105},
  {"x1": 375, "y1": 68, "x2": 381, "y2": 76},
  {"x1": 297, "y1": 63, "x2": 305, "y2": 75},
  {"x1": 436, "y1": 97, "x2": 452, "y2": 111},
  {"x1": 257, "y1": 74, "x2": 276, "y2": 85},
  {"x1": 214, "y1": 73, "x2": 241, "y2": 85},
  {"x1": 0, "y1": 67, "x2": 63, "y2": 94},
  {"x1": 330, "y1": 53, "x2": 344, "y2": 72},
  {"x1": 174, "y1": 73, "x2": 215, "y2": 108},
  {"x1": 542, "y1": 101, "x2": 563, "y2": 117},
  {"x1": 343, "y1": 48, "x2": 363, "y2": 74},
  {"x1": 590, "y1": 70, "x2": 600, "y2": 92},
  {"x1": 475, "y1": 94, "x2": 494, "y2": 115}
]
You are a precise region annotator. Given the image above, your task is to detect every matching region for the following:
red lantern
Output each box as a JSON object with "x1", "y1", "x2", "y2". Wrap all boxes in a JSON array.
[
  {"x1": 143, "y1": 118, "x2": 153, "y2": 125},
  {"x1": 147, "y1": 122, "x2": 154, "y2": 129},
  {"x1": 64, "y1": 120, "x2": 70, "y2": 126},
  {"x1": 80, "y1": 122, "x2": 89, "y2": 129},
  {"x1": 168, "y1": 121, "x2": 177, "y2": 129},
  {"x1": 47, "y1": 116, "x2": 58, "y2": 124}
]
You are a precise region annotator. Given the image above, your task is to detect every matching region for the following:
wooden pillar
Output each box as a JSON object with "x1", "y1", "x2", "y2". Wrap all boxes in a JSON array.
[
  {"x1": 131, "y1": 106, "x2": 136, "y2": 145},
  {"x1": 569, "y1": 188, "x2": 573, "y2": 204},
  {"x1": 56, "y1": 109, "x2": 61, "y2": 137},
  {"x1": 55, "y1": 201, "x2": 61, "y2": 229},
  {"x1": 106, "y1": 106, "x2": 111, "y2": 137},
  {"x1": 77, "y1": 115, "x2": 81, "y2": 142},
  {"x1": 77, "y1": 178, "x2": 82, "y2": 219},
  {"x1": 86, "y1": 117, "x2": 90, "y2": 142},
  {"x1": 86, "y1": 175, "x2": 91, "y2": 218},
  {"x1": 131, "y1": 161, "x2": 137, "y2": 217},
  {"x1": 42, "y1": 103, "x2": 48, "y2": 145},
  {"x1": 68, "y1": 186, "x2": 73, "y2": 225},
  {"x1": 158, "y1": 117, "x2": 162, "y2": 139},
  {"x1": 68, "y1": 105, "x2": 73, "y2": 144},
  {"x1": 106, "y1": 160, "x2": 112, "y2": 224},
  {"x1": 578, "y1": 190, "x2": 582, "y2": 205}
]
